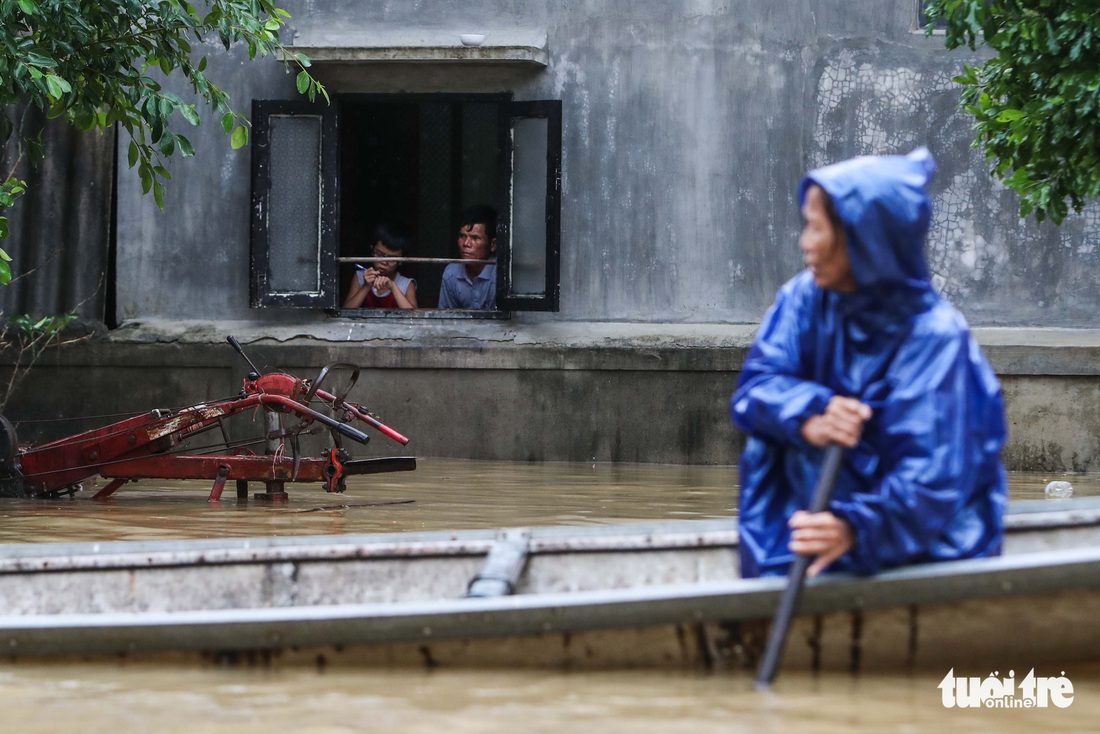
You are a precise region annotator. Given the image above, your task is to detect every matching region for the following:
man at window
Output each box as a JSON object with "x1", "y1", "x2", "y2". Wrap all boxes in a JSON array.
[{"x1": 438, "y1": 205, "x2": 497, "y2": 310}]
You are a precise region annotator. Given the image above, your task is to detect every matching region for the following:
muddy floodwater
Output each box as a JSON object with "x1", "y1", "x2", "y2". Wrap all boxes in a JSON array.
[{"x1": 1, "y1": 458, "x2": 1098, "y2": 732}]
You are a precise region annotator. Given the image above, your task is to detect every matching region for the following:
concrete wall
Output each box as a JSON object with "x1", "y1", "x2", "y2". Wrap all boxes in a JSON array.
[
  {"x1": 113, "y1": 0, "x2": 1100, "y2": 328},
  {"x1": 3, "y1": 325, "x2": 1100, "y2": 472}
]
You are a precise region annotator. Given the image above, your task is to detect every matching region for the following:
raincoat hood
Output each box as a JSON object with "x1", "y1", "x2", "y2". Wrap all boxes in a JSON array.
[{"x1": 799, "y1": 148, "x2": 936, "y2": 294}]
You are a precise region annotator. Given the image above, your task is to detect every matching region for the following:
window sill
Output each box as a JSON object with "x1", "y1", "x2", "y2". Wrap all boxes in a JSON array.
[
  {"x1": 289, "y1": 29, "x2": 548, "y2": 67},
  {"x1": 333, "y1": 308, "x2": 510, "y2": 321}
]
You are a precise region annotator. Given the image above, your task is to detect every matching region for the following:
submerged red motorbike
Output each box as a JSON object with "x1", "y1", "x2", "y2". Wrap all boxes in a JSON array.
[{"x1": 0, "y1": 336, "x2": 415, "y2": 503}]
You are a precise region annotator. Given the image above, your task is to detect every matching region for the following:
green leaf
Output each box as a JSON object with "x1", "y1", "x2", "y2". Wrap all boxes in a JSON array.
[
  {"x1": 45, "y1": 74, "x2": 71, "y2": 99},
  {"x1": 0, "y1": 247, "x2": 10, "y2": 262},
  {"x1": 0, "y1": 260, "x2": 11, "y2": 286},
  {"x1": 231, "y1": 125, "x2": 248, "y2": 149},
  {"x1": 16, "y1": 0, "x2": 35, "y2": 14},
  {"x1": 158, "y1": 131, "x2": 176, "y2": 156},
  {"x1": 153, "y1": 181, "x2": 165, "y2": 210},
  {"x1": 996, "y1": 109, "x2": 1026, "y2": 122},
  {"x1": 1006, "y1": 168, "x2": 1032, "y2": 190},
  {"x1": 179, "y1": 104, "x2": 201, "y2": 126},
  {"x1": 128, "y1": 140, "x2": 139, "y2": 168},
  {"x1": 71, "y1": 107, "x2": 96, "y2": 131},
  {"x1": 176, "y1": 134, "x2": 194, "y2": 157},
  {"x1": 296, "y1": 70, "x2": 310, "y2": 95},
  {"x1": 221, "y1": 112, "x2": 234, "y2": 134},
  {"x1": 25, "y1": 53, "x2": 56, "y2": 68}
]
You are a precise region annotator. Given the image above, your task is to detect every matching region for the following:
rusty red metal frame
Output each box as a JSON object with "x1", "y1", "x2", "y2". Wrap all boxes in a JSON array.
[{"x1": 12, "y1": 362, "x2": 413, "y2": 503}]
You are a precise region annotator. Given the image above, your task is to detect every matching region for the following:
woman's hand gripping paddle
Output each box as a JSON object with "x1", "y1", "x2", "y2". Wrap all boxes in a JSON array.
[{"x1": 754, "y1": 443, "x2": 845, "y2": 690}]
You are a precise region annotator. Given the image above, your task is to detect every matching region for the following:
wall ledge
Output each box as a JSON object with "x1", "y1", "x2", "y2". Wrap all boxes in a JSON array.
[
  {"x1": 289, "y1": 28, "x2": 548, "y2": 66},
  {"x1": 13, "y1": 320, "x2": 1097, "y2": 376}
]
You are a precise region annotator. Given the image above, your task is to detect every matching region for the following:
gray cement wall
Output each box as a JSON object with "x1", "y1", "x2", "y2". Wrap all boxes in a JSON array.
[
  {"x1": 3, "y1": 326, "x2": 1100, "y2": 473},
  {"x1": 113, "y1": 1, "x2": 1100, "y2": 328}
]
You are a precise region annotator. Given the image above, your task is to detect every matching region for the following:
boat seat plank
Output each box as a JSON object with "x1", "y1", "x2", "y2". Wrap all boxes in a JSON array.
[{"x1": 465, "y1": 528, "x2": 531, "y2": 598}]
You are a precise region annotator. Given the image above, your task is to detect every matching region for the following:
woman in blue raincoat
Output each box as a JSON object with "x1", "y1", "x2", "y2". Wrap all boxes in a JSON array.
[{"x1": 730, "y1": 148, "x2": 1007, "y2": 579}]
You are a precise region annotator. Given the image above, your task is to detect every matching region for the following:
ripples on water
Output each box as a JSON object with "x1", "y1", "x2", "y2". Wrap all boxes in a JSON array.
[{"x1": 0, "y1": 459, "x2": 1097, "y2": 732}]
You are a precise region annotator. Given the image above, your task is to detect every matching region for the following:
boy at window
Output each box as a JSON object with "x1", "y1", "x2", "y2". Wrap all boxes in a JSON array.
[
  {"x1": 343, "y1": 224, "x2": 418, "y2": 309},
  {"x1": 438, "y1": 205, "x2": 497, "y2": 310}
]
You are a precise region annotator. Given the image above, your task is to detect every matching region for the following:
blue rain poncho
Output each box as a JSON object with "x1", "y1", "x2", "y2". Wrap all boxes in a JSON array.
[{"x1": 730, "y1": 148, "x2": 1007, "y2": 578}]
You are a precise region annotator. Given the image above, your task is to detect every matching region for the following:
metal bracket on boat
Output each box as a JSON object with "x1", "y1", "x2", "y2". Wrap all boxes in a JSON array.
[{"x1": 464, "y1": 528, "x2": 531, "y2": 598}]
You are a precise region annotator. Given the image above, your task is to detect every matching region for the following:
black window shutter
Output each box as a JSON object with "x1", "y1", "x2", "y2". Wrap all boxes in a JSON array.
[
  {"x1": 498, "y1": 99, "x2": 562, "y2": 312},
  {"x1": 250, "y1": 99, "x2": 339, "y2": 308}
]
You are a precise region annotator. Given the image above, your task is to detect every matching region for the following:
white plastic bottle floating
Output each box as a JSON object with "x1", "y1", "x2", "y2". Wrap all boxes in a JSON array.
[{"x1": 1044, "y1": 480, "x2": 1074, "y2": 499}]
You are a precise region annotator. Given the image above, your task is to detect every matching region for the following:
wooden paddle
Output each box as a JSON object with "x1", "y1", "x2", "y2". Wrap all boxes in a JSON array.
[{"x1": 754, "y1": 443, "x2": 845, "y2": 690}]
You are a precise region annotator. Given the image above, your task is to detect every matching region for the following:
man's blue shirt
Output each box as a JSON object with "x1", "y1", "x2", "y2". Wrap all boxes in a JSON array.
[{"x1": 438, "y1": 263, "x2": 496, "y2": 309}]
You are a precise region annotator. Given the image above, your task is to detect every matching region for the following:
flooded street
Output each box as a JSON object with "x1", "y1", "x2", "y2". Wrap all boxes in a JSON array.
[
  {"x1": 0, "y1": 459, "x2": 740, "y2": 543},
  {"x1": 0, "y1": 458, "x2": 1090, "y2": 544},
  {"x1": 1, "y1": 458, "x2": 1098, "y2": 732}
]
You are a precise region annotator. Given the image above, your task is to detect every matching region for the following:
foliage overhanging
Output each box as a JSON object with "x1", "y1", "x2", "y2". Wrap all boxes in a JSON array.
[
  {"x1": 0, "y1": 0, "x2": 325, "y2": 283},
  {"x1": 925, "y1": 0, "x2": 1100, "y2": 224}
]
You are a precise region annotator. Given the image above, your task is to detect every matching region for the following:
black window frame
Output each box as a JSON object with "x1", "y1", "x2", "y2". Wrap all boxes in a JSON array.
[{"x1": 249, "y1": 94, "x2": 562, "y2": 317}]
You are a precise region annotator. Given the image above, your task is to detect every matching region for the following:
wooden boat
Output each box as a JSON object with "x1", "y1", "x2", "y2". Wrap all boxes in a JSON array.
[{"x1": 0, "y1": 497, "x2": 1099, "y2": 671}]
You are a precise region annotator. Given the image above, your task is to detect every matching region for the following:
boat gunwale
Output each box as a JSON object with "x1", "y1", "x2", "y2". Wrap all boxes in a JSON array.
[
  {"x1": 0, "y1": 521, "x2": 741, "y2": 574},
  {"x1": 2, "y1": 545, "x2": 1099, "y2": 657},
  {"x1": 0, "y1": 497, "x2": 1097, "y2": 575}
]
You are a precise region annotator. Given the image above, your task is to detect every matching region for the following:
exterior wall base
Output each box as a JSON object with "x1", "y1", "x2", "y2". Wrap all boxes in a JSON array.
[{"x1": 2, "y1": 321, "x2": 1099, "y2": 473}]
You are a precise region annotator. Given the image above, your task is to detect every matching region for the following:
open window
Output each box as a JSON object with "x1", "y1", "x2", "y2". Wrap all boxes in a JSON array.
[{"x1": 249, "y1": 94, "x2": 561, "y2": 316}]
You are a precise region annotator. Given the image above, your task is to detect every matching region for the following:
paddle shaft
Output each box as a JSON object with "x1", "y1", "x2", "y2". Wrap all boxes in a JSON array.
[{"x1": 754, "y1": 443, "x2": 845, "y2": 689}]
